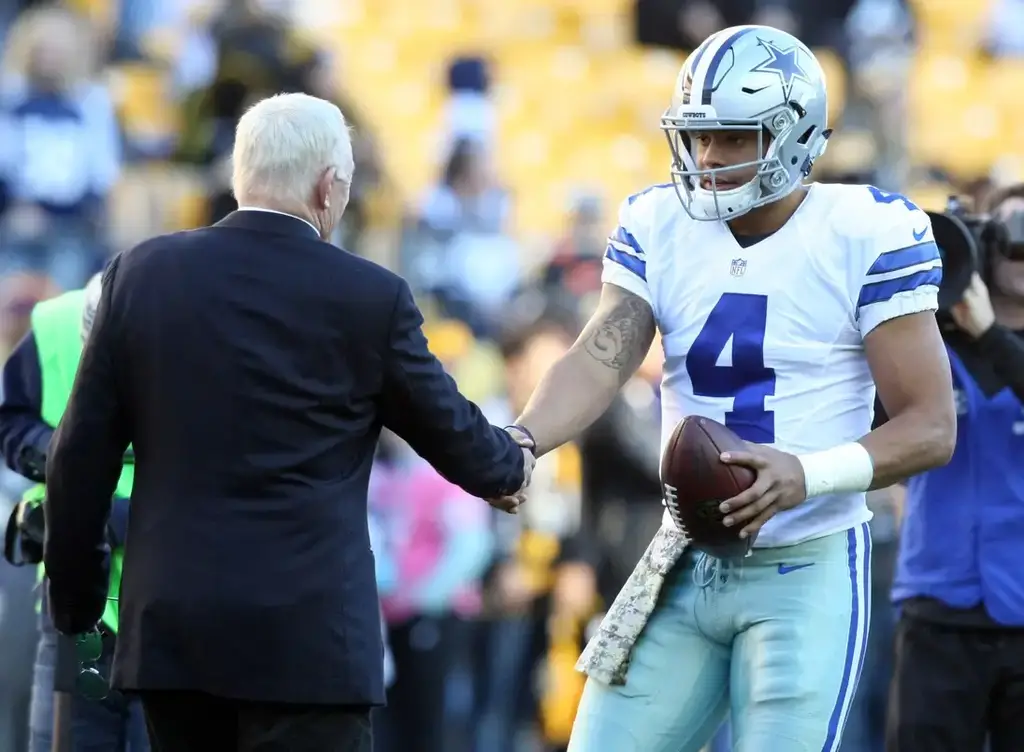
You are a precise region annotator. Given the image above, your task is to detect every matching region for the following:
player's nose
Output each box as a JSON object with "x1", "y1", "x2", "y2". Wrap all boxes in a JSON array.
[
  {"x1": 700, "y1": 156, "x2": 724, "y2": 172},
  {"x1": 698, "y1": 143, "x2": 726, "y2": 171}
]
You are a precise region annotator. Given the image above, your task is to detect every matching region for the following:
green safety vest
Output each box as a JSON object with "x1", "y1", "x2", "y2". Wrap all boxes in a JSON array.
[{"x1": 21, "y1": 289, "x2": 134, "y2": 632}]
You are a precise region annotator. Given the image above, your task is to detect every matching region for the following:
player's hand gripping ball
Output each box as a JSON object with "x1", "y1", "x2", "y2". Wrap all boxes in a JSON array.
[{"x1": 661, "y1": 416, "x2": 757, "y2": 558}]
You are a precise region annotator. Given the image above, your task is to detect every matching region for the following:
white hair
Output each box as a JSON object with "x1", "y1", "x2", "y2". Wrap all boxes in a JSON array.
[
  {"x1": 81, "y1": 272, "x2": 103, "y2": 344},
  {"x1": 231, "y1": 93, "x2": 355, "y2": 206}
]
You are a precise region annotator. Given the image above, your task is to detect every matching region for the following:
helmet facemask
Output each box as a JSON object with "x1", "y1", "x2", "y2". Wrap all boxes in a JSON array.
[{"x1": 662, "y1": 106, "x2": 801, "y2": 222}]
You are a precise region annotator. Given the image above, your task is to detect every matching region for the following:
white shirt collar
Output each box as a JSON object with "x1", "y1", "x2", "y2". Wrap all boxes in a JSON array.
[{"x1": 236, "y1": 206, "x2": 320, "y2": 237}]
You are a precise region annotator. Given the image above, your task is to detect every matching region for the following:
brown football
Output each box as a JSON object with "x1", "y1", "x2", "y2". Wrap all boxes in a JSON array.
[{"x1": 661, "y1": 415, "x2": 758, "y2": 557}]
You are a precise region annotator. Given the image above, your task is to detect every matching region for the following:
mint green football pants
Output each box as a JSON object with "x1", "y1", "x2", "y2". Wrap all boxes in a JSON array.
[{"x1": 569, "y1": 523, "x2": 872, "y2": 752}]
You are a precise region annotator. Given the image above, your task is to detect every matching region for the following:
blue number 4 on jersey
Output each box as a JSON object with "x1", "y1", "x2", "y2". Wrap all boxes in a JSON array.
[{"x1": 686, "y1": 293, "x2": 777, "y2": 444}]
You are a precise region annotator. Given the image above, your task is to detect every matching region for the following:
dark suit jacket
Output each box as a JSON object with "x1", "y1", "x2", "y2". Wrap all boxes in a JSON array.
[{"x1": 42, "y1": 210, "x2": 525, "y2": 706}]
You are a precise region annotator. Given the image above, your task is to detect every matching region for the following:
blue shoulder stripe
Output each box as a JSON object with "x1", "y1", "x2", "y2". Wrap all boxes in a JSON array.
[
  {"x1": 604, "y1": 226, "x2": 647, "y2": 281},
  {"x1": 858, "y1": 267, "x2": 942, "y2": 309},
  {"x1": 866, "y1": 242, "x2": 940, "y2": 276}
]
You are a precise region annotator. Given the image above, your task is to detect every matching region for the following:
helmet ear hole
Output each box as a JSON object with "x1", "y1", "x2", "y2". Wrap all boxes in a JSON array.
[{"x1": 797, "y1": 126, "x2": 816, "y2": 145}]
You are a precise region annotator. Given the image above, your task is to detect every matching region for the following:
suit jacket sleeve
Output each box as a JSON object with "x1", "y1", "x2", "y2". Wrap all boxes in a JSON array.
[
  {"x1": 379, "y1": 279, "x2": 525, "y2": 499},
  {"x1": 44, "y1": 257, "x2": 131, "y2": 636}
]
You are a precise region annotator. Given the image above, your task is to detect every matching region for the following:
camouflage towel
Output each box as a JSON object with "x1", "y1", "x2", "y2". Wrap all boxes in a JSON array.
[{"x1": 575, "y1": 517, "x2": 689, "y2": 685}]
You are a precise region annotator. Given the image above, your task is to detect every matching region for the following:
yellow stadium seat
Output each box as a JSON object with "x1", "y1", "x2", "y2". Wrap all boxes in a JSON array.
[
  {"x1": 513, "y1": 186, "x2": 571, "y2": 236},
  {"x1": 556, "y1": 0, "x2": 633, "y2": 15},
  {"x1": 908, "y1": 52, "x2": 979, "y2": 126},
  {"x1": 913, "y1": 0, "x2": 992, "y2": 50},
  {"x1": 980, "y1": 60, "x2": 1024, "y2": 119},
  {"x1": 496, "y1": 44, "x2": 598, "y2": 92},
  {"x1": 558, "y1": 145, "x2": 608, "y2": 187},
  {"x1": 590, "y1": 49, "x2": 682, "y2": 132},
  {"x1": 106, "y1": 64, "x2": 179, "y2": 140},
  {"x1": 470, "y1": 1, "x2": 562, "y2": 45},
  {"x1": 608, "y1": 133, "x2": 657, "y2": 178},
  {"x1": 494, "y1": 84, "x2": 529, "y2": 127},
  {"x1": 578, "y1": 11, "x2": 632, "y2": 52},
  {"x1": 589, "y1": 52, "x2": 659, "y2": 122},
  {"x1": 495, "y1": 128, "x2": 555, "y2": 187},
  {"x1": 553, "y1": 132, "x2": 661, "y2": 213},
  {"x1": 490, "y1": 0, "x2": 588, "y2": 42},
  {"x1": 500, "y1": 95, "x2": 589, "y2": 150},
  {"x1": 395, "y1": 37, "x2": 464, "y2": 75},
  {"x1": 371, "y1": 0, "x2": 470, "y2": 40},
  {"x1": 634, "y1": 48, "x2": 688, "y2": 96},
  {"x1": 374, "y1": 110, "x2": 445, "y2": 194},
  {"x1": 912, "y1": 101, "x2": 1007, "y2": 177},
  {"x1": 495, "y1": 47, "x2": 609, "y2": 141}
]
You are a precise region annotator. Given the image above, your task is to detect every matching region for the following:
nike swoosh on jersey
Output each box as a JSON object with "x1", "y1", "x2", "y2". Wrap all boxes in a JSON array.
[
  {"x1": 777, "y1": 563, "x2": 815, "y2": 575},
  {"x1": 912, "y1": 227, "x2": 928, "y2": 241}
]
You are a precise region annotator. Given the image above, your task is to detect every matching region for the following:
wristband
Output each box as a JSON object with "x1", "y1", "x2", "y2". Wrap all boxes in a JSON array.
[
  {"x1": 797, "y1": 442, "x2": 874, "y2": 499},
  {"x1": 504, "y1": 425, "x2": 537, "y2": 456}
]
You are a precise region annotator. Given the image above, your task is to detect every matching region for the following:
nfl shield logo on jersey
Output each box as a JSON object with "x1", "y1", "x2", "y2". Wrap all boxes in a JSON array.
[{"x1": 730, "y1": 258, "x2": 747, "y2": 277}]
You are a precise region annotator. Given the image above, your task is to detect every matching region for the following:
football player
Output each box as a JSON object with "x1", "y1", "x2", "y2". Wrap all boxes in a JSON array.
[{"x1": 500, "y1": 24, "x2": 956, "y2": 752}]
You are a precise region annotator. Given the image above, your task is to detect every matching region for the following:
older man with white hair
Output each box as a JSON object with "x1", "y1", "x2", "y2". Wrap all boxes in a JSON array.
[
  {"x1": 41, "y1": 92, "x2": 534, "y2": 752},
  {"x1": 229, "y1": 93, "x2": 356, "y2": 239}
]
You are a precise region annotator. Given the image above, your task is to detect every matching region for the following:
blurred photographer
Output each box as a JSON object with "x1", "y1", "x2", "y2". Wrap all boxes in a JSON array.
[{"x1": 886, "y1": 185, "x2": 1024, "y2": 752}]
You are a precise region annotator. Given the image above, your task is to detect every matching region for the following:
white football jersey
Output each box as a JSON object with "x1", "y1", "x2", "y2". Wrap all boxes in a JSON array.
[{"x1": 603, "y1": 182, "x2": 941, "y2": 547}]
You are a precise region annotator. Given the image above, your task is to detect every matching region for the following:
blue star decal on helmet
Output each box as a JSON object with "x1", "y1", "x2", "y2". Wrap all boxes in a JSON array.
[{"x1": 750, "y1": 38, "x2": 811, "y2": 101}]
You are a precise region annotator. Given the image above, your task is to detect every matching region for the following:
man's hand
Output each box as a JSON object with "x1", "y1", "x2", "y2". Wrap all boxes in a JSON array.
[
  {"x1": 486, "y1": 431, "x2": 535, "y2": 513},
  {"x1": 950, "y1": 273, "x2": 996, "y2": 339},
  {"x1": 718, "y1": 443, "x2": 807, "y2": 539}
]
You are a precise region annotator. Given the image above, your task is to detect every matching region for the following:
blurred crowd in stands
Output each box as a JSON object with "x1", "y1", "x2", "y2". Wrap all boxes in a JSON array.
[{"x1": 0, "y1": 0, "x2": 1022, "y2": 750}]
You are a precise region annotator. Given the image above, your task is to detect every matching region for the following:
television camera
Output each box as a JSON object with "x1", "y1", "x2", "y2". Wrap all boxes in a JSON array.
[{"x1": 929, "y1": 196, "x2": 1024, "y2": 317}]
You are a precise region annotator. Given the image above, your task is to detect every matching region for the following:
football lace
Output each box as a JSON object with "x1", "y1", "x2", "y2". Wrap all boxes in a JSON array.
[{"x1": 662, "y1": 483, "x2": 689, "y2": 535}]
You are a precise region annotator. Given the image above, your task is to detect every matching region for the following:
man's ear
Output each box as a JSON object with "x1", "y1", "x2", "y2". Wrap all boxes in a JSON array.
[{"x1": 316, "y1": 167, "x2": 337, "y2": 210}]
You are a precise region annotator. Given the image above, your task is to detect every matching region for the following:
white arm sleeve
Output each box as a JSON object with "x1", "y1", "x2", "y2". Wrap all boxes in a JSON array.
[
  {"x1": 856, "y1": 207, "x2": 942, "y2": 337},
  {"x1": 600, "y1": 197, "x2": 653, "y2": 306}
]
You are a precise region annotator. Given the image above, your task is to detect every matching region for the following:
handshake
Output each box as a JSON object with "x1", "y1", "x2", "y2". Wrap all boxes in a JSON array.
[{"x1": 487, "y1": 426, "x2": 537, "y2": 515}]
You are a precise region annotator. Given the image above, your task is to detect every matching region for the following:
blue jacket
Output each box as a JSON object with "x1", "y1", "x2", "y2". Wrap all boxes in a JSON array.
[{"x1": 893, "y1": 346, "x2": 1024, "y2": 625}]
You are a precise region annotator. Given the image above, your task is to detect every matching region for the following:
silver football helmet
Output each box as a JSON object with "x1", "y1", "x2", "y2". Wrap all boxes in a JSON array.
[{"x1": 661, "y1": 25, "x2": 832, "y2": 221}]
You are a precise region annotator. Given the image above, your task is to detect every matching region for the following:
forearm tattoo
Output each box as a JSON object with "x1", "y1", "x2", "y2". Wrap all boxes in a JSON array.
[{"x1": 581, "y1": 293, "x2": 656, "y2": 378}]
